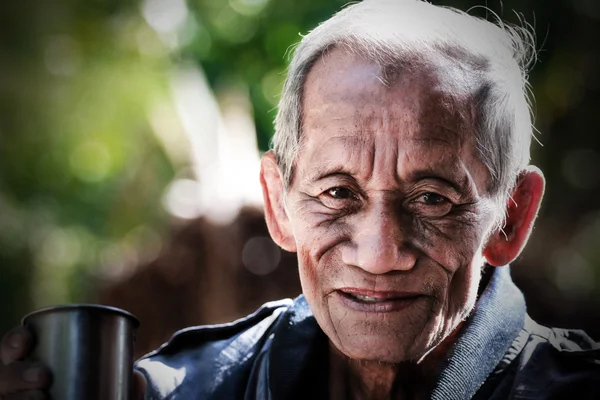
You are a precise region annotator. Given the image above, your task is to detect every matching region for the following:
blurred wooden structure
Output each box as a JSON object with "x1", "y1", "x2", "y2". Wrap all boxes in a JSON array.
[{"x1": 99, "y1": 207, "x2": 300, "y2": 358}]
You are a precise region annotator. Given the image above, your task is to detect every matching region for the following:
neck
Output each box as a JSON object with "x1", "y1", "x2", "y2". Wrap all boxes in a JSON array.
[
  {"x1": 328, "y1": 329, "x2": 460, "y2": 400},
  {"x1": 327, "y1": 267, "x2": 494, "y2": 399}
]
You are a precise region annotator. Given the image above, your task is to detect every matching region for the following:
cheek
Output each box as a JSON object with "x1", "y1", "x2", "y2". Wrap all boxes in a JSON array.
[
  {"x1": 447, "y1": 255, "x2": 483, "y2": 312},
  {"x1": 413, "y1": 212, "x2": 490, "y2": 273},
  {"x1": 296, "y1": 238, "x2": 344, "y2": 300},
  {"x1": 295, "y1": 235, "x2": 348, "y2": 335},
  {"x1": 411, "y1": 213, "x2": 490, "y2": 325},
  {"x1": 297, "y1": 247, "x2": 319, "y2": 297},
  {"x1": 291, "y1": 203, "x2": 351, "y2": 276}
]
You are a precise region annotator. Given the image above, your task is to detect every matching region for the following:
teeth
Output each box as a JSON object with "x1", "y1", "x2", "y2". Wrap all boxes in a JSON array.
[{"x1": 351, "y1": 294, "x2": 385, "y2": 302}]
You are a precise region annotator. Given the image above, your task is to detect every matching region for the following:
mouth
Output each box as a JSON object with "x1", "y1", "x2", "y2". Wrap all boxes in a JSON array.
[{"x1": 336, "y1": 288, "x2": 424, "y2": 312}]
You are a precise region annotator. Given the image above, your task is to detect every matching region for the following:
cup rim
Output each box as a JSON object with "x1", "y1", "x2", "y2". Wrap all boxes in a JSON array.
[{"x1": 22, "y1": 304, "x2": 139, "y2": 327}]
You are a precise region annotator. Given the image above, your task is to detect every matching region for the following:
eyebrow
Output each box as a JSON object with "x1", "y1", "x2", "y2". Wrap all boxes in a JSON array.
[
  {"x1": 406, "y1": 168, "x2": 471, "y2": 196},
  {"x1": 306, "y1": 164, "x2": 357, "y2": 183}
]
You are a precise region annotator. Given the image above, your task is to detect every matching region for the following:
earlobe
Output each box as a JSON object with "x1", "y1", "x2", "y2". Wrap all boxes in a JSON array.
[
  {"x1": 483, "y1": 166, "x2": 545, "y2": 267},
  {"x1": 260, "y1": 152, "x2": 297, "y2": 252}
]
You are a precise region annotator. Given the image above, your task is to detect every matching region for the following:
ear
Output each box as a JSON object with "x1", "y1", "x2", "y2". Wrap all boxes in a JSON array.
[
  {"x1": 260, "y1": 151, "x2": 297, "y2": 252},
  {"x1": 483, "y1": 166, "x2": 545, "y2": 267}
]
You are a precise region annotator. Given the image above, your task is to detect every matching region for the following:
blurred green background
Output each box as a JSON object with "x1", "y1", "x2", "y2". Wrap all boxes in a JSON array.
[{"x1": 1, "y1": 0, "x2": 599, "y2": 354}]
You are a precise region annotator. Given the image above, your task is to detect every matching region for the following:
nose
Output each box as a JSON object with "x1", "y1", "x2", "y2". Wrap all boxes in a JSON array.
[{"x1": 342, "y1": 204, "x2": 417, "y2": 274}]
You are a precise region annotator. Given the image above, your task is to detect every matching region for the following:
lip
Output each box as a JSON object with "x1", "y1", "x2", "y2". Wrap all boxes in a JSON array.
[{"x1": 335, "y1": 288, "x2": 425, "y2": 313}]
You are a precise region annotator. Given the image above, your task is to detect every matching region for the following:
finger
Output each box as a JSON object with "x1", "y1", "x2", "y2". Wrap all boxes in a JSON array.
[
  {"x1": 0, "y1": 362, "x2": 51, "y2": 395},
  {"x1": 3, "y1": 389, "x2": 47, "y2": 400},
  {"x1": 132, "y1": 370, "x2": 147, "y2": 400},
  {"x1": 0, "y1": 327, "x2": 33, "y2": 365}
]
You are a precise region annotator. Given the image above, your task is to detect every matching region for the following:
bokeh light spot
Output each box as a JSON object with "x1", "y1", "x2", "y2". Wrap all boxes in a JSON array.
[
  {"x1": 136, "y1": 26, "x2": 168, "y2": 57},
  {"x1": 212, "y1": 6, "x2": 258, "y2": 44},
  {"x1": 229, "y1": 0, "x2": 270, "y2": 16},
  {"x1": 186, "y1": 18, "x2": 212, "y2": 59},
  {"x1": 163, "y1": 178, "x2": 202, "y2": 220},
  {"x1": 142, "y1": 0, "x2": 189, "y2": 34},
  {"x1": 242, "y1": 236, "x2": 281, "y2": 275},
  {"x1": 125, "y1": 225, "x2": 163, "y2": 265},
  {"x1": 70, "y1": 141, "x2": 112, "y2": 182},
  {"x1": 561, "y1": 148, "x2": 600, "y2": 190},
  {"x1": 553, "y1": 248, "x2": 595, "y2": 299},
  {"x1": 44, "y1": 35, "x2": 81, "y2": 77},
  {"x1": 38, "y1": 227, "x2": 83, "y2": 268},
  {"x1": 99, "y1": 242, "x2": 134, "y2": 280}
]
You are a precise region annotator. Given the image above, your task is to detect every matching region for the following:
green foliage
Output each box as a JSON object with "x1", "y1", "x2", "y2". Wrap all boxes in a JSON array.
[{"x1": 0, "y1": 0, "x2": 174, "y2": 331}]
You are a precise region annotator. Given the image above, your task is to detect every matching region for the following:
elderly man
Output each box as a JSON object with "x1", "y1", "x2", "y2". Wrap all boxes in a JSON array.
[{"x1": 1, "y1": 0, "x2": 599, "y2": 399}]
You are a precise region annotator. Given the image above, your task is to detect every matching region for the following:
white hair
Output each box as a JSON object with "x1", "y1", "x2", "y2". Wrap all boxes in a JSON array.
[{"x1": 271, "y1": 0, "x2": 537, "y2": 218}]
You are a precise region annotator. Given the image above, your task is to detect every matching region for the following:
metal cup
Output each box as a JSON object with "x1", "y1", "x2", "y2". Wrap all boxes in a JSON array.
[{"x1": 22, "y1": 304, "x2": 139, "y2": 400}]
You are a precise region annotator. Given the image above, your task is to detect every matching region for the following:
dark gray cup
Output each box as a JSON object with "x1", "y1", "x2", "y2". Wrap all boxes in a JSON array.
[{"x1": 22, "y1": 304, "x2": 139, "y2": 400}]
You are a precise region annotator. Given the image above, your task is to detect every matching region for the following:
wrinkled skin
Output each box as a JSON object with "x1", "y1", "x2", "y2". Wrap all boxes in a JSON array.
[
  {"x1": 292, "y1": 48, "x2": 496, "y2": 363},
  {"x1": 261, "y1": 48, "x2": 545, "y2": 399}
]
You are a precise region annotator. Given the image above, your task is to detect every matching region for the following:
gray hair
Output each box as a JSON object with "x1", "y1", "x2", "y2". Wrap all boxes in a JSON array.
[{"x1": 271, "y1": 0, "x2": 537, "y2": 218}]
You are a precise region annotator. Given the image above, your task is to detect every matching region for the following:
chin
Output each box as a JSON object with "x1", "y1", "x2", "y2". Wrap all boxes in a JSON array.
[
  {"x1": 333, "y1": 331, "x2": 436, "y2": 364},
  {"x1": 316, "y1": 294, "x2": 445, "y2": 364}
]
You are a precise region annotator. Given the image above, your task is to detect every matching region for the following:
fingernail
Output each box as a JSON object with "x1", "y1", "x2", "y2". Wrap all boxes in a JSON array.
[{"x1": 23, "y1": 366, "x2": 43, "y2": 383}]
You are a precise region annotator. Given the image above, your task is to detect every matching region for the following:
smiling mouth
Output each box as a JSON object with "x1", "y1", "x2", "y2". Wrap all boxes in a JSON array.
[
  {"x1": 336, "y1": 288, "x2": 424, "y2": 312},
  {"x1": 347, "y1": 293, "x2": 390, "y2": 303}
]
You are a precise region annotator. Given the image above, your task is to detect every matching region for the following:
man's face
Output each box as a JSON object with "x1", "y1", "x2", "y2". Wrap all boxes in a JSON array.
[{"x1": 283, "y1": 49, "x2": 501, "y2": 363}]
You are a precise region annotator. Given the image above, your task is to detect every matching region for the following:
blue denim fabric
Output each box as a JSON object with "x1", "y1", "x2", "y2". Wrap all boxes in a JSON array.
[
  {"x1": 136, "y1": 267, "x2": 600, "y2": 399},
  {"x1": 430, "y1": 267, "x2": 525, "y2": 399}
]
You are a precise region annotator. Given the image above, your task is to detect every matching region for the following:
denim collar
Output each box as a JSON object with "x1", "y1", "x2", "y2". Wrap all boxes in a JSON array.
[
  {"x1": 268, "y1": 266, "x2": 526, "y2": 400},
  {"x1": 430, "y1": 266, "x2": 526, "y2": 399}
]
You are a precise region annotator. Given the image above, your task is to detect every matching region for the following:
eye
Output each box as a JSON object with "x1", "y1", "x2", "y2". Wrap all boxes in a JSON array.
[
  {"x1": 319, "y1": 186, "x2": 360, "y2": 211},
  {"x1": 411, "y1": 192, "x2": 453, "y2": 217},
  {"x1": 421, "y1": 192, "x2": 447, "y2": 206},
  {"x1": 327, "y1": 187, "x2": 356, "y2": 199}
]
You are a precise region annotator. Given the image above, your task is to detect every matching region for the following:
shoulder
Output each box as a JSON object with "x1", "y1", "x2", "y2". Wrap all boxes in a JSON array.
[
  {"x1": 521, "y1": 316, "x2": 600, "y2": 367},
  {"x1": 498, "y1": 316, "x2": 600, "y2": 399},
  {"x1": 135, "y1": 299, "x2": 293, "y2": 400}
]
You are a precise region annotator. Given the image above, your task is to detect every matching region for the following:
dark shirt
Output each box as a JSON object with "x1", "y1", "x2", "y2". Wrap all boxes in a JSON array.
[{"x1": 135, "y1": 267, "x2": 600, "y2": 399}]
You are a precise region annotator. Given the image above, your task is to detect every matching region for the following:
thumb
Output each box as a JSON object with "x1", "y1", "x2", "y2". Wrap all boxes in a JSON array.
[{"x1": 133, "y1": 369, "x2": 147, "y2": 400}]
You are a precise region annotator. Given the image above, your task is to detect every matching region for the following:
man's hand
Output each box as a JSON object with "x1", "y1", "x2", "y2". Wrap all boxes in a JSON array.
[
  {"x1": 0, "y1": 325, "x2": 146, "y2": 400},
  {"x1": 0, "y1": 326, "x2": 50, "y2": 399}
]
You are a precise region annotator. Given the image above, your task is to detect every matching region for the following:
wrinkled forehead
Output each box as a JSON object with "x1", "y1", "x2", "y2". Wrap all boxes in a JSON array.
[
  {"x1": 302, "y1": 46, "x2": 482, "y2": 147},
  {"x1": 297, "y1": 47, "x2": 492, "y2": 192}
]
